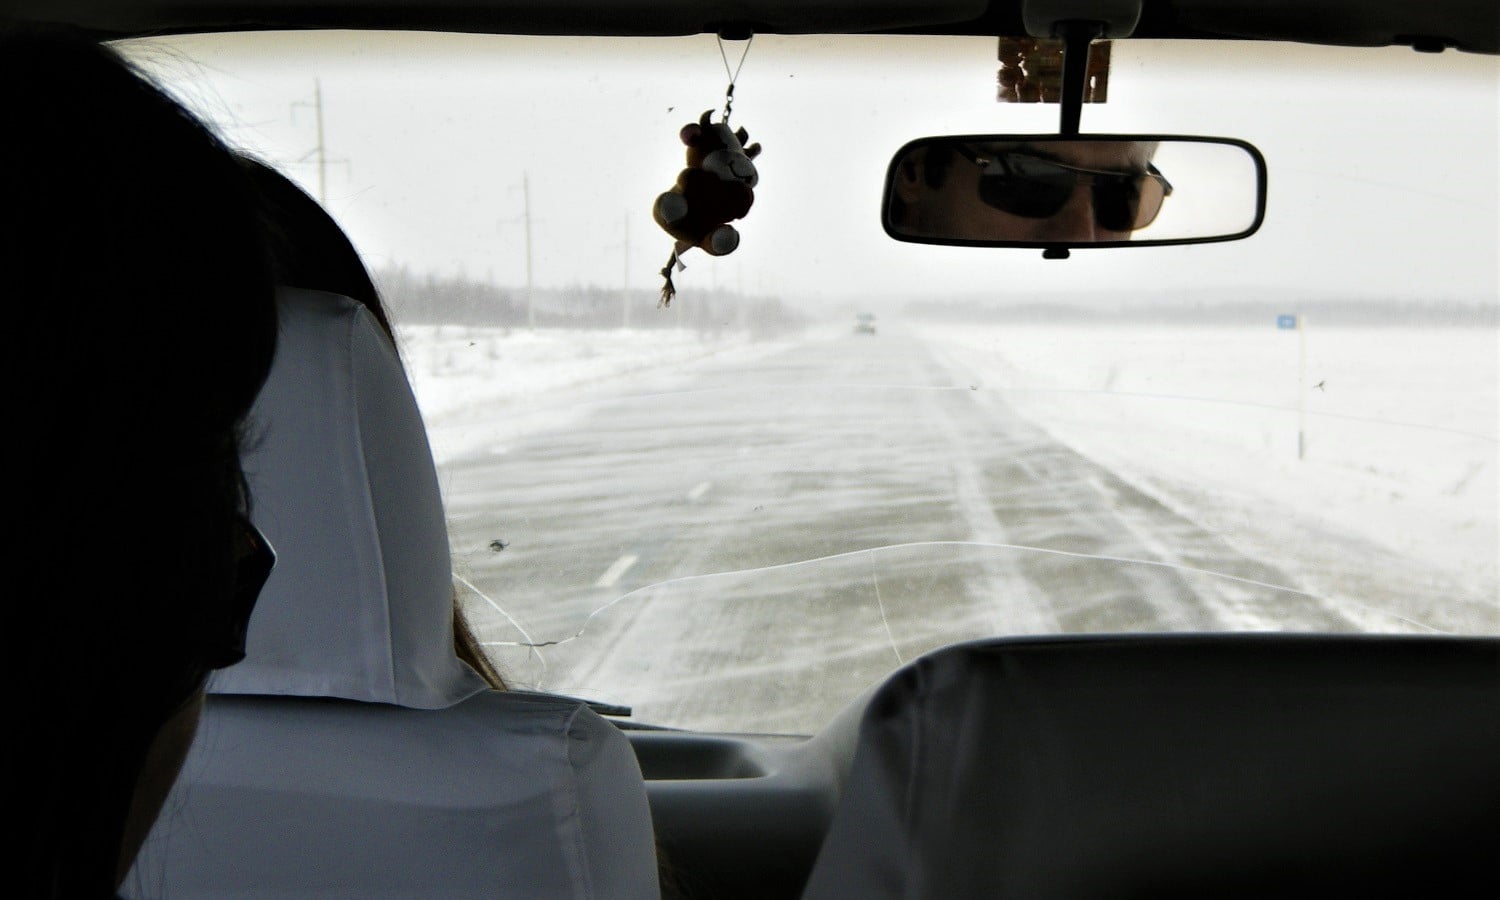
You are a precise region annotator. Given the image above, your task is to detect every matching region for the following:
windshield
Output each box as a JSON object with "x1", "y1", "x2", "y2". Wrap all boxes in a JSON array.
[{"x1": 123, "y1": 32, "x2": 1498, "y2": 734}]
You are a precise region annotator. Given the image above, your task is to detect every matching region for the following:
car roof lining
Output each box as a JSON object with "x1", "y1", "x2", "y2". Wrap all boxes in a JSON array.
[{"x1": 8, "y1": 1, "x2": 1498, "y2": 55}]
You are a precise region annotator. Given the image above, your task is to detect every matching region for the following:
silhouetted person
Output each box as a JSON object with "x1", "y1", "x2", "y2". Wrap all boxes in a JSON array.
[{"x1": 1, "y1": 31, "x2": 278, "y2": 898}]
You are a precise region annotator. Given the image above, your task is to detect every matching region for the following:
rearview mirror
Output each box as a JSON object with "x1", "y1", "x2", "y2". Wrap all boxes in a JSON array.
[{"x1": 883, "y1": 135, "x2": 1266, "y2": 248}]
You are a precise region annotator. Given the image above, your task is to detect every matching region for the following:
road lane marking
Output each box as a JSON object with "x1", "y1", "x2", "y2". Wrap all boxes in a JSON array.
[
  {"x1": 687, "y1": 480, "x2": 711, "y2": 501},
  {"x1": 594, "y1": 554, "x2": 640, "y2": 588}
]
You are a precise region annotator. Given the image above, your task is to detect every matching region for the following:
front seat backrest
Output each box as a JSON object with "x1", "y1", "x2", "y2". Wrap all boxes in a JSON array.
[
  {"x1": 126, "y1": 288, "x2": 659, "y2": 899},
  {"x1": 221, "y1": 286, "x2": 483, "y2": 707},
  {"x1": 802, "y1": 634, "x2": 1499, "y2": 899}
]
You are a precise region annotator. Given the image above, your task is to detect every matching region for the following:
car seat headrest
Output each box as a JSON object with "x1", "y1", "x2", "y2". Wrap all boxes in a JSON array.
[{"x1": 210, "y1": 287, "x2": 488, "y2": 708}]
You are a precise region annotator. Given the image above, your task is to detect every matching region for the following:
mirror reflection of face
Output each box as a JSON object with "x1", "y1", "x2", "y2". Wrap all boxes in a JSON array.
[{"x1": 891, "y1": 140, "x2": 1163, "y2": 243}]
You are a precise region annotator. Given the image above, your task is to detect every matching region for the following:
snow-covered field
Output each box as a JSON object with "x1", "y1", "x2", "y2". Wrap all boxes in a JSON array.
[
  {"x1": 395, "y1": 325, "x2": 801, "y2": 464},
  {"x1": 917, "y1": 321, "x2": 1499, "y2": 609}
]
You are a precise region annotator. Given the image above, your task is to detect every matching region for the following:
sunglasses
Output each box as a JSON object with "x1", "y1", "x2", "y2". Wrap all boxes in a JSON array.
[
  {"x1": 957, "y1": 146, "x2": 1173, "y2": 233},
  {"x1": 199, "y1": 513, "x2": 275, "y2": 670}
]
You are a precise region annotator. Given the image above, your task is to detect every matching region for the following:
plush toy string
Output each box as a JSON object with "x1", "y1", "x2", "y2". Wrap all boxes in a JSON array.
[
  {"x1": 659, "y1": 249, "x2": 687, "y2": 307},
  {"x1": 717, "y1": 33, "x2": 753, "y2": 124}
]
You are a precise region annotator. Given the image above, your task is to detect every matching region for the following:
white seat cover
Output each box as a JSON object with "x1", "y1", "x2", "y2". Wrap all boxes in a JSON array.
[
  {"x1": 126, "y1": 288, "x2": 659, "y2": 899},
  {"x1": 130, "y1": 691, "x2": 659, "y2": 899},
  {"x1": 213, "y1": 287, "x2": 486, "y2": 708}
]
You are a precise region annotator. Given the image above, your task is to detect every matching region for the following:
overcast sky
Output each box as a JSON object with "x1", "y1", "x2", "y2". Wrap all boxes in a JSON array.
[{"x1": 124, "y1": 32, "x2": 1498, "y2": 309}]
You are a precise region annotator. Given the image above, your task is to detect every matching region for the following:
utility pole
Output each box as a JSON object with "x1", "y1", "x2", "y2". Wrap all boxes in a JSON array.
[
  {"x1": 498, "y1": 176, "x2": 538, "y2": 330},
  {"x1": 291, "y1": 78, "x2": 347, "y2": 205},
  {"x1": 313, "y1": 78, "x2": 326, "y2": 203},
  {"x1": 523, "y1": 173, "x2": 534, "y2": 330},
  {"x1": 622, "y1": 212, "x2": 631, "y2": 329},
  {"x1": 737, "y1": 263, "x2": 747, "y2": 332}
]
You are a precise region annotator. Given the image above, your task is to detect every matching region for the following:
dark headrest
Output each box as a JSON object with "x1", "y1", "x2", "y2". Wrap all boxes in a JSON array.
[{"x1": 805, "y1": 634, "x2": 1500, "y2": 899}]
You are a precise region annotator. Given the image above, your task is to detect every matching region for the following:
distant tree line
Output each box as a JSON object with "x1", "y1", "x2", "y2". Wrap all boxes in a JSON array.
[
  {"x1": 374, "y1": 264, "x2": 805, "y2": 337},
  {"x1": 906, "y1": 294, "x2": 1497, "y2": 327}
]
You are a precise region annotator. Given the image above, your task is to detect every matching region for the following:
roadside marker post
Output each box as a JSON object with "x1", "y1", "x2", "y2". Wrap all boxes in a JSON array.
[
  {"x1": 1278, "y1": 313, "x2": 1307, "y2": 460},
  {"x1": 1299, "y1": 315, "x2": 1308, "y2": 459}
]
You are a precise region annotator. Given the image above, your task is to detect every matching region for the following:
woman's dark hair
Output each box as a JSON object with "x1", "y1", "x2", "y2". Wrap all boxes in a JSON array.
[
  {"x1": 1, "y1": 31, "x2": 277, "y2": 897},
  {"x1": 240, "y1": 156, "x2": 394, "y2": 336}
]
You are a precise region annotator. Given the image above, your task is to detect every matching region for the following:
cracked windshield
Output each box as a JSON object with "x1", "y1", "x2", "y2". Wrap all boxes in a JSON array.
[{"x1": 128, "y1": 32, "x2": 1497, "y2": 733}]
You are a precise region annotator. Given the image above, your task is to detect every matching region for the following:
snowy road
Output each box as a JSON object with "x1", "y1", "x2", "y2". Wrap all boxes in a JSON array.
[{"x1": 436, "y1": 328, "x2": 1469, "y2": 733}]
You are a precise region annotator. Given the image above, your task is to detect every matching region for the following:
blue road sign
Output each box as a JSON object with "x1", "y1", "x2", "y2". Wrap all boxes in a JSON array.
[{"x1": 1277, "y1": 314, "x2": 1298, "y2": 329}]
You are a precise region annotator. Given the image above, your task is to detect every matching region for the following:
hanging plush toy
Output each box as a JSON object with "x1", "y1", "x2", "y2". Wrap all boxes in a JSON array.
[{"x1": 653, "y1": 109, "x2": 762, "y2": 307}]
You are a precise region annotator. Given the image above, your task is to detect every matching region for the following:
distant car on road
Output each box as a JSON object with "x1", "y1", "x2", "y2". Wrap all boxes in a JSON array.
[{"x1": 854, "y1": 312, "x2": 877, "y2": 335}]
